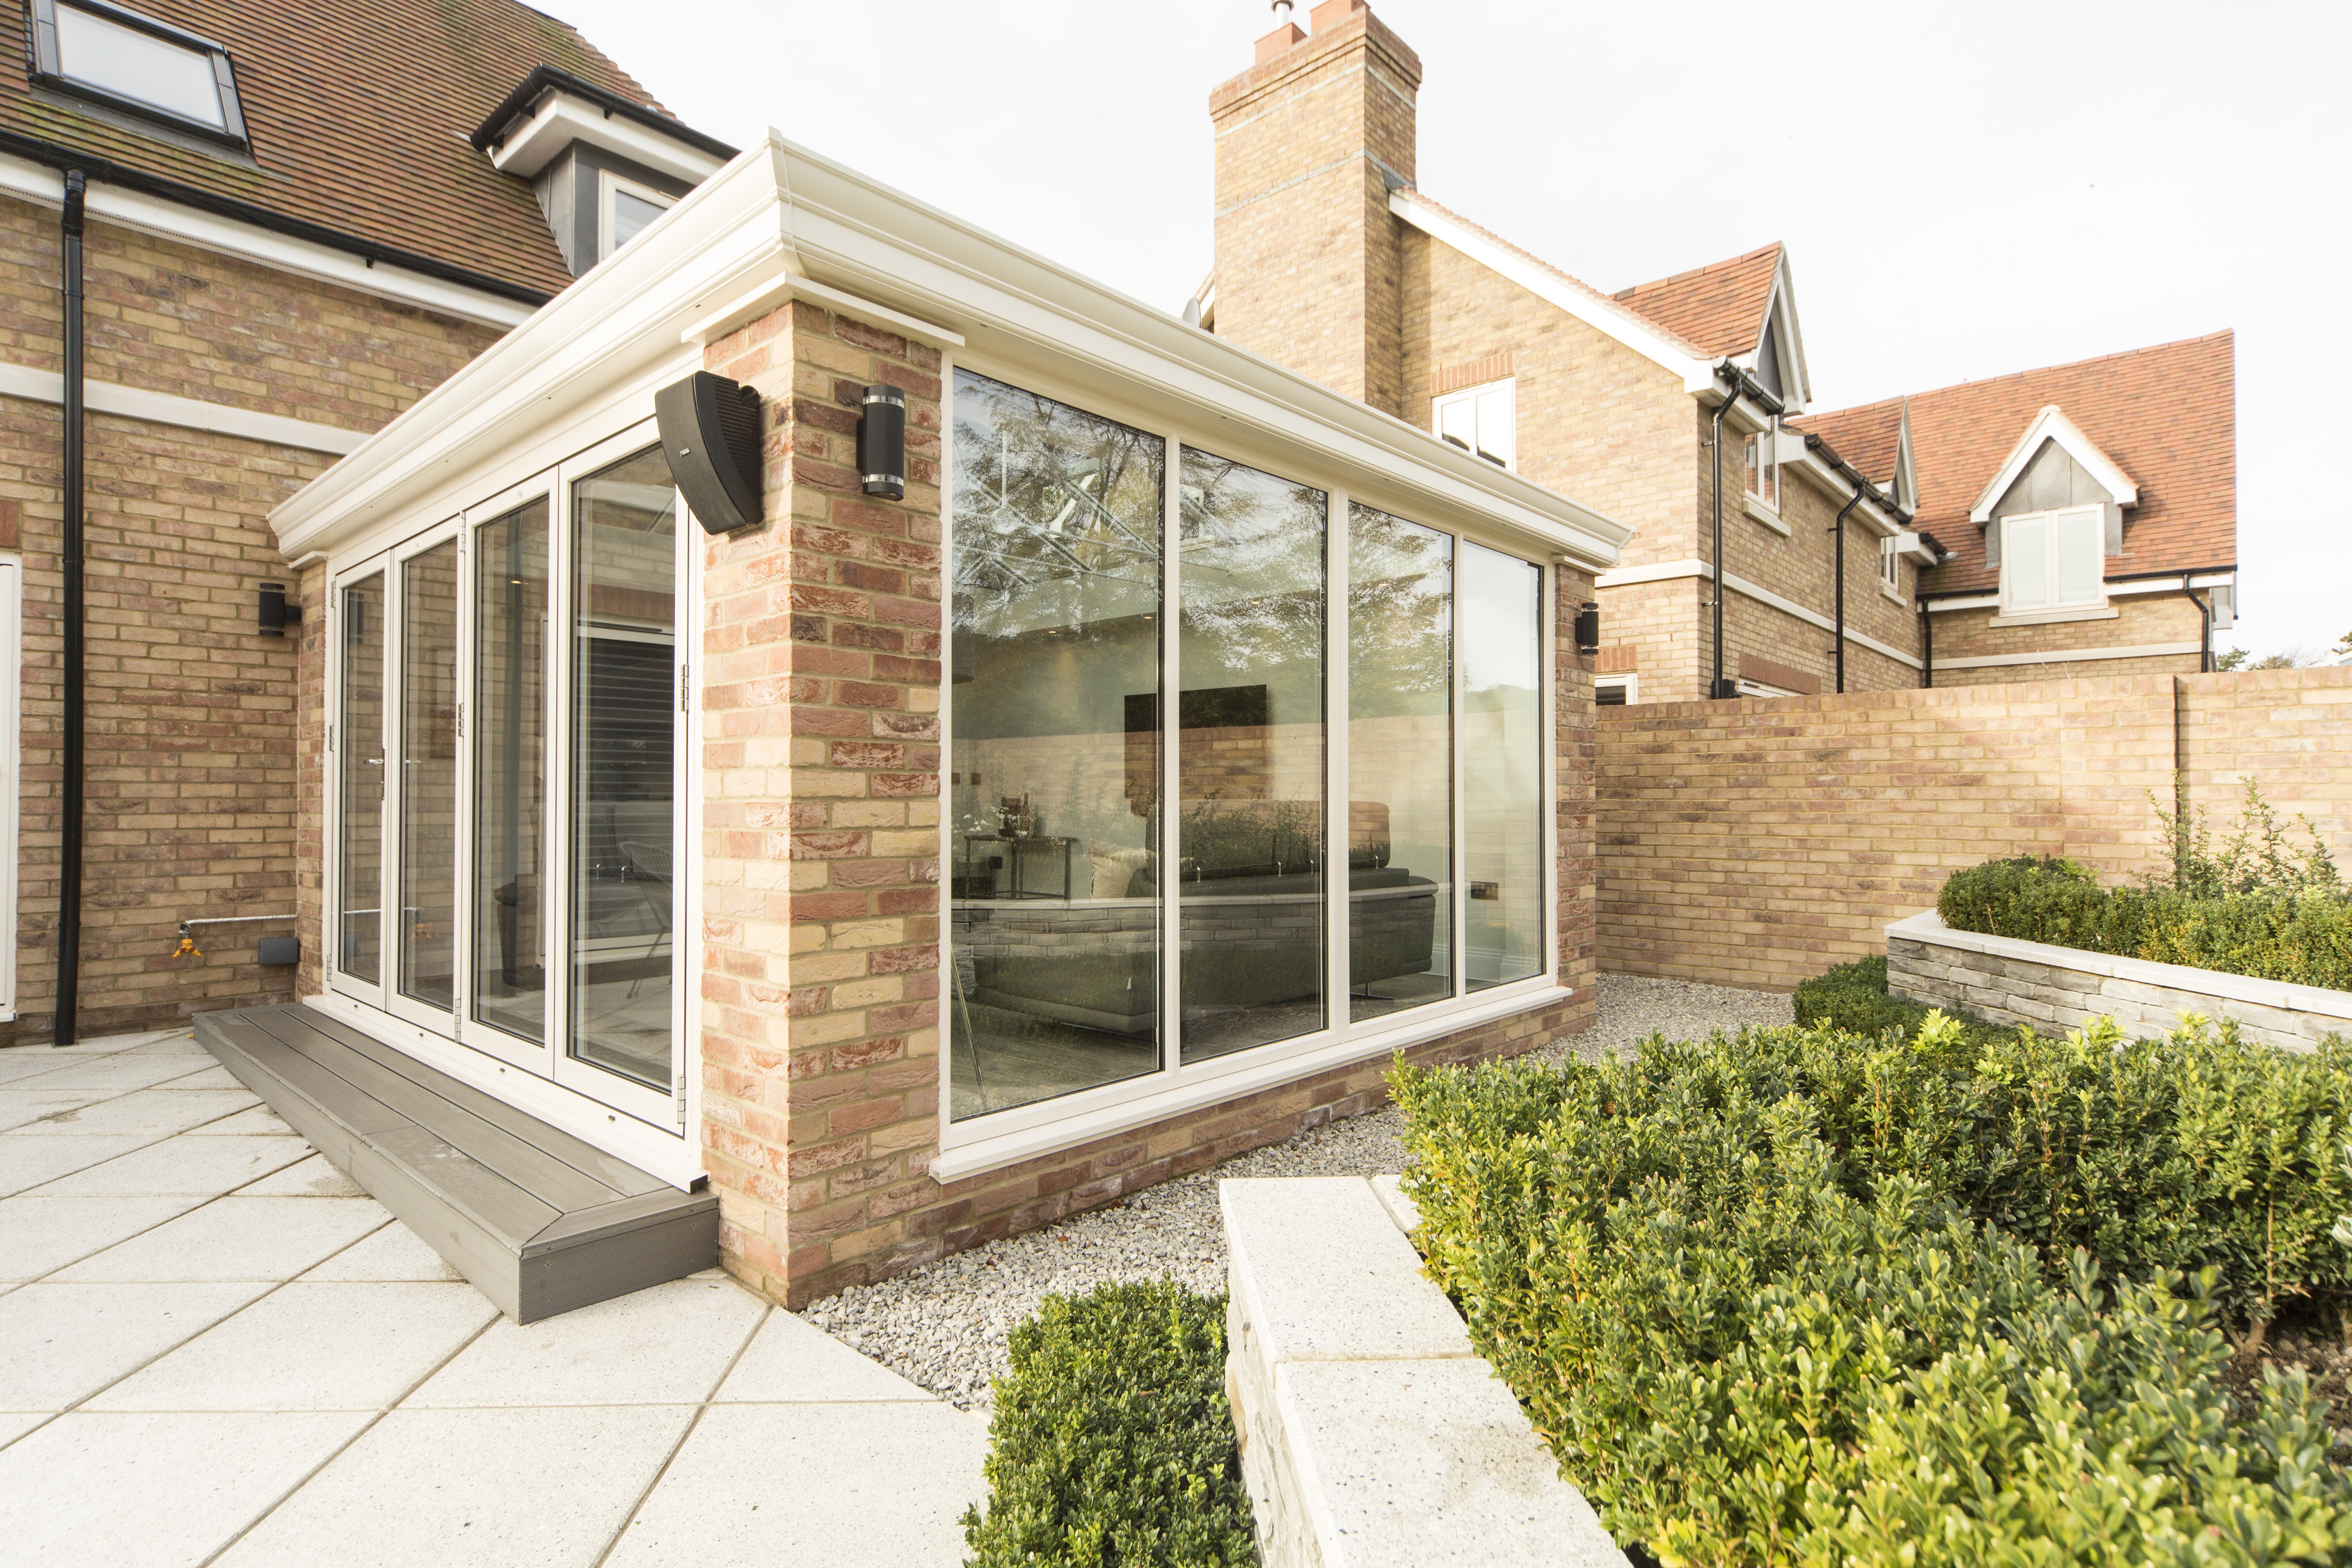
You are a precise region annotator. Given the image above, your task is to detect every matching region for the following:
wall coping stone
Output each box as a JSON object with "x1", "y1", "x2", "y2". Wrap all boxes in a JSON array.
[
  {"x1": 1887, "y1": 911, "x2": 2352, "y2": 1026},
  {"x1": 1222, "y1": 1176, "x2": 1627, "y2": 1568}
]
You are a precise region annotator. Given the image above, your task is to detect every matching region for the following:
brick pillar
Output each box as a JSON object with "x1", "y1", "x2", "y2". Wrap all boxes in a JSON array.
[
  {"x1": 1556, "y1": 566, "x2": 1600, "y2": 1036},
  {"x1": 1210, "y1": 0, "x2": 1421, "y2": 417},
  {"x1": 696, "y1": 299, "x2": 945, "y2": 1307}
]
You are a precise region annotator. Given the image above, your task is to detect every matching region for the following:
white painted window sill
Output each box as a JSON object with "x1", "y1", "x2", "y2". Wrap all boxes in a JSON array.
[
  {"x1": 1741, "y1": 494, "x2": 1791, "y2": 535},
  {"x1": 1878, "y1": 581, "x2": 1906, "y2": 604},
  {"x1": 1986, "y1": 603, "x2": 2118, "y2": 628}
]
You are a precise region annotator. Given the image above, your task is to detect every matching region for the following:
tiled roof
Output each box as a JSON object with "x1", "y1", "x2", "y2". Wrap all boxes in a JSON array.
[
  {"x1": 1800, "y1": 332, "x2": 2235, "y2": 594},
  {"x1": 1611, "y1": 242, "x2": 1780, "y2": 360},
  {"x1": 0, "y1": 0, "x2": 682, "y2": 299}
]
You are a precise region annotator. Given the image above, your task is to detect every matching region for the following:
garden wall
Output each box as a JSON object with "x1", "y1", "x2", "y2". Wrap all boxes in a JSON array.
[{"x1": 1598, "y1": 667, "x2": 2352, "y2": 991}]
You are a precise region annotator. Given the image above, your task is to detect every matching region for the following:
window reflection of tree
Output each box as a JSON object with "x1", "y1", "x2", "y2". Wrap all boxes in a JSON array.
[
  {"x1": 1177, "y1": 451, "x2": 1323, "y2": 671},
  {"x1": 1347, "y1": 508, "x2": 1452, "y2": 712}
]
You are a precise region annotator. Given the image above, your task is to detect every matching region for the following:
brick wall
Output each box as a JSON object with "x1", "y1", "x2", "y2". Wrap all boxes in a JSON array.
[
  {"x1": 1597, "y1": 667, "x2": 2352, "y2": 991},
  {"x1": 1929, "y1": 590, "x2": 2203, "y2": 687},
  {"x1": 0, "y1": 198, "x2": 498, "y2": 1036}
]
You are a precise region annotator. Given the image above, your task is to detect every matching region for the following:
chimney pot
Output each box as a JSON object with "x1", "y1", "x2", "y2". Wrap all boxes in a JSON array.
[
  {"x1": 1255, "y1": 20, "x2": 1306, "y2": 64},
  {"x1": 1309, "y1": 0, "x2": 1365, "y2": 31}
]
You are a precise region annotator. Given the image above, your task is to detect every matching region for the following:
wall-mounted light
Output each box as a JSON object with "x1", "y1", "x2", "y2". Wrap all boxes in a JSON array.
[
  {"x1": 258, "y1": 582, "x2": 303, "y2": 637},
  {"x1": 655, "y1": 371, "x2": 765, "y2": 534},
  {"x1": 859, "y1": 383, "x2": 906, "y2": 500},
  {"x1": 1575, "y1": 600, "x2": 1600, "y2": 655}
]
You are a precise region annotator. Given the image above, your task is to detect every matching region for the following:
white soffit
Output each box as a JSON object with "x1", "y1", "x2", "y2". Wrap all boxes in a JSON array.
[
  {"x1": 486, "y1": 90, "x2": 727, "y2": 187},
  {"x1": 1967, "y1": 405, "x2": 2139, "y2": 522},
  {"x1": 275, "y1": 134, "x2": 1634, "y2": 572}
]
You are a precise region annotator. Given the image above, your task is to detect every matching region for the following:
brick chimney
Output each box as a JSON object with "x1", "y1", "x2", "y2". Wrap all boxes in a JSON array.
[{"x1": 1209, "y1": 0, "x2": 1421, "y2": 416}]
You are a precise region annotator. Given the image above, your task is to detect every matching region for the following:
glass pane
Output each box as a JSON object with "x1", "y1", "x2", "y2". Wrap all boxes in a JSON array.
[
  {"x1": 1462, "y1": 543, "x2": 1544, "y2": 991},
  {"x1": 1474, "y1": 387, "x2": 1513, "y2": 468},
  {"x1": 1178, "y1": 448, "x2": 1326, "y2": 1062},
  {"x1": 472, "y1": 498, "x2": 550, "y2": 1044},
  {"x1": 2006, "y1": 515, "x2": 2049, "y2": 608},
  {"x1": 56, "y1": 5, "x2": 227, "y2": 129},
  {"x1": 1348, "y1": 504, "x2": 1451, "y2": 1022},
  {"x1": 569, "y1": 450, "x2": 678, "y2": 1091},
  {"x1": 611, "y1": 189, "x2": 666, "y2": 252},
  {"x1": 2056, "y1": 510, "x2": 2101, "y2": 605},
  {"x1": 398, "y1": 543, "x2": 459, "y2": 1011},
  {"x1": 337, "y1": 574, "x2": 385, "y2": 984},
  {"x1": 948, "y1": 370, "x2": 1164, "y2": 1120},
  {"x1": 1439, "y1": 397, "x2": 1474, "y2": 454}
]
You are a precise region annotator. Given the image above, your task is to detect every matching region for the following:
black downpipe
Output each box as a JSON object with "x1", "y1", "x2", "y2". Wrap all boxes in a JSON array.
[
  {"x1": 1708, "y1": 382, "x2": 1733, "y2": 700},
  {"x1": 1920, "y1": 602, "x2": 1934, "y2": 688},
  {"x1": 56, "y1": 170, "x2": 86, "y2": 1046},
  {"x1": 1830, "y1": 489, "x2": 1861, "y2": 694},
  {"x1": 2180, "y1": 573, "x2": 2212, "y2": 673}
]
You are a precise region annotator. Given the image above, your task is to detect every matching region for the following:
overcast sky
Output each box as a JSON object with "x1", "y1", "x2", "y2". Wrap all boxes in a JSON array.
[{"x1": 547, "y1": 0, "x2": 2352, "y2": 661}]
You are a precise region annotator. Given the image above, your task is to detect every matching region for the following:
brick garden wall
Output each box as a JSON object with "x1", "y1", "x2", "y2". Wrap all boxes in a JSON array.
[{"x1": 1597, "y1": 666, "x2": 2352, "y2": 991}]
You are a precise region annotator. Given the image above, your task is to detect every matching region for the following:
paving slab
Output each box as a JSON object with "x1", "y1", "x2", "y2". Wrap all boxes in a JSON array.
[
  {"x1": 89, "y1": 1282, "x2": 497, "y2": 1412},
  {"x1": 51, "y1": 1197, "x2": 391, "y2": 1283},
  {"x1": 33, "y1": 1135, "x2": 312, "y2": 1197},
  {"x1": 0, "y1": 1410, "x2": 45, "y2": 1448},
  {"x1": 299, "y1": 1220, "x2": 465, "y2": 1282},
  {"x1": 604, "y1": 1401, "x2": 986, "y2": 1568},
  {"x1": 8, "y1": 1089, "x2": 258, "y2": 1138},
  {"x1": 0, "y1": 1194, "x2": 206, "y2": 1281},
  {"x1": 0, "y1": 1281, "x2": 273, "y2": 1411},
  {"x1": 406, "y1": 1275, "x2": 765, "y2": 1407},
  {"x1": 0, "y1": 1135, "x2": 157, "y2": 1198},
  {"x1": 0, "y1": 1408, "x2": 372, "y2": 1568},
  {"x1": 186, "y1": 1105, "x2": 296, "y2": 1137},
  {"x1": 239, "y1": 1153, "x2": 367, "y2": 1198},
  {"x1": 18, "y1": 1056, "x2": 218, "y2": 1093},
  {"x1": 214, "y1": 1404, "x2": 696, "y2": 1568},
  {"x1": 0, "y1": 1055, "x2": 78, "y2": 1086},
  {"x1": 718, "y1": 1310, "x2": 934, "y2": 1403},
  {"x1": 0, "y1": 1088, "x2": 121, "y2": 1132}
]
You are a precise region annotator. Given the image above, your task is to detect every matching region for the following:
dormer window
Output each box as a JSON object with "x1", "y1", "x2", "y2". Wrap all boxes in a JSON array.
[
  {"x1": 27, "y1": 0, "x2": 248, "y2": 147},
  {"x1": 601, "y1": 171, "x2": 672, "y2": 260}
]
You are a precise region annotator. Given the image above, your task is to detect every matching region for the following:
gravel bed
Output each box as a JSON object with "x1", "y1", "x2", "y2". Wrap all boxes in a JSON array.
[{"x1": 801, "y1": 972, "x2": 1794, "y2": 1410}]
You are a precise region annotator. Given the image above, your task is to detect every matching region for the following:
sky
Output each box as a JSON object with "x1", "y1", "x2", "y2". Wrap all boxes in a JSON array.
[{"x1": 545, "y1": 0, "x2": 2352, "y2": 663}]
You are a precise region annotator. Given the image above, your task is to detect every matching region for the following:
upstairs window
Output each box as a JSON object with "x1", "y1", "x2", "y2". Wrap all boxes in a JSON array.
[
  {"x1": 600, "y1": 171, "x2": 673, "y2": 260},
  {"x1": 2001, "y1": 504, "x2": 2104, "y2": 612},
  {"x1": 1433, "y1": 379, "x2": 1515, "y2": 471},
  {"x1": 28, "y1": 0, "x2": 248, "y2": 146},
  {"x1": 1879, "y1": 534, "x2": 1902, "y2": 594},
  {"x1": 1744, "y1": 417, "x2": 1781, "y2": 512}
]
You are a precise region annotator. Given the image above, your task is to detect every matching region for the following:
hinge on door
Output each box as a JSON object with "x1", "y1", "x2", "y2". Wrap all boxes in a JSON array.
[
  {"x1": 455, "y1": 701, "x2": 464, "y2": 740},
  {"x1": 326, "y1": 723, "x2": 333, "y2": 752},
  {"x1": 678, "y1": 665, "x2": 689, "y2": 714}
]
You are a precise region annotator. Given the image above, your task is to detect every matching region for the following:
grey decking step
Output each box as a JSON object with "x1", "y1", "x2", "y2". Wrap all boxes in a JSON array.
[{"x1": 197, "y1": 1004, "x2": 717, "y2": 1323}]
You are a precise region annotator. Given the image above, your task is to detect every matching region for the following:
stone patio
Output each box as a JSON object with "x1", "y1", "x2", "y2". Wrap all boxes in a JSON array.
[{"x1": 0, "y1": 1026, "x2": 987, "y2": 1568}]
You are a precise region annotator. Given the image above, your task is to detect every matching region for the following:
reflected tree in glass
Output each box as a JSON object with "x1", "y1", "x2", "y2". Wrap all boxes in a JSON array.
[
  {"x1": 472, "y1": 498, "x2": 549, "y2": 1043},
  {"x1": 1462, "y1": 542, "x2": 1544, "y2": 990},
  {"x1": 1177, "y1": 448, "x2": 1325, "y2": 1061},
  {"x1": 399, "y1": 542, "x2": 458, "y2": 1011},
  {"x1": 948, "y1": 370, "x2": 1164, "y2": 1119},
  {"x1": 338, "y1": 573, "x2": 385, "y2": 984},
  {"x1": 568, "y1": 448, "x2": 677, "y2": 1092},
  {"x1": 1347, "y1": 504, "x2": 1451, "y2": 1020}
]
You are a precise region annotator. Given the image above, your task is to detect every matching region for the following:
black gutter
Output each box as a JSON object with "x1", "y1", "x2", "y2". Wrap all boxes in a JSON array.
[
  {"x1": 1830, "y1": 488, "x2": 1862, "y2": 694},
  {"x1": 1708, "y1": 360, "x2": 1784, "y2": 699},
  {"x1": 469, "y1": 66, "x2": 740, "y2": 162},
  {"x1": 0, "y1": 129, "x2": 553, "y2": 309},
  {"x1": 1920, "y1": 601, "x2": 1933, "y2": 688},
  {"x1": 56, "y1": 170, "x2": 85, "y2": 1046},
  {"x1": 2180, "y1": 572, "x2": 2213, "y2": 674}
]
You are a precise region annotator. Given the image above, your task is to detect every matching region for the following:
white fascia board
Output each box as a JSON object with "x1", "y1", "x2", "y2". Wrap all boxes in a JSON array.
[
  {"x1": 1935, "y1": 641, "x2": 2202, "y2": 670},
  {"x1": 1762, "y1": 250, "x2": 1811, "y2": 410},
  {"x1": 1967, "y1": 405, "x2": 2139, "y2": 522},
  {"x1": 487, "y1": 91, "x2": 727, "y2": 187},
  {"x1": 1784, "y1": 450, "x2": 1899, "y2": 534},
  {"x1": 0, "y1": 151, "x2": 535, "y2": 330},
  {"x1": 280, "y1": 134, "x2": 1633, "y2": 572},
  {"x1": 1593, "y1": 557, "x2": 1922, "y2": 669},
  {"x1": 0, "y1": 360, "x2": 367, "y2": 454},
  {"x1": 679, "y1": 273, "x2": 964, "y2": 350},
  {"x1": 1389, "y1": 189, "x2": 1718, "y2": 397}
]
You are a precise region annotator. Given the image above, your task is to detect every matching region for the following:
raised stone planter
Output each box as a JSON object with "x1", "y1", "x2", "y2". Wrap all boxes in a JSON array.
[
  {"x1": 1887, "y1": 910, "x2": 2352, "y2": 1053},
  {"x1": 1220, "y1": 1176, "x2": 1627, "y2": 1568}
]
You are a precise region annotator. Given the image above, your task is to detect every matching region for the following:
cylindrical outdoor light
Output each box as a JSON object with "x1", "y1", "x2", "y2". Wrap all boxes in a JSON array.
[
  {"x1": 859, "y1": 383, "x2": 907, "y2": 500},
  {"x1": 1575, "y1": 600, "x2": 1600, "y2": 654}
]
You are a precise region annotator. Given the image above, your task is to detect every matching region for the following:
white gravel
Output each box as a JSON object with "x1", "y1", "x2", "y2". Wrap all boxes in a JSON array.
[{"x1": 800, "y1": 973, "x2": 1794, "y2": 1410}]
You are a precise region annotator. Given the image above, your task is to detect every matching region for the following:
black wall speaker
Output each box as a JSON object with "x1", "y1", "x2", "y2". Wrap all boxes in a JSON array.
[{"x1": 656, "y1": 372, "x2": 765, "y2": 533}]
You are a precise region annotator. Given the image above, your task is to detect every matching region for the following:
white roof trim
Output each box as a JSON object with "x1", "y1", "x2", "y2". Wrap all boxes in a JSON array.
[
  {"x1": 1388, "y1": 189, "x2": 1718, "y2": 395},
  {"x1": 1730, "y1": 249, "x2": 1811, "y2": 411},
  {"x1": 486, "y1": 89, "x2": 727, "y2": 187},
  {"x1": 1967, "y1": 405, "x2": 2139, "y2": 523},
  {"x1": 273, "y1": 135, "x2": 1633, "y2": 570}
]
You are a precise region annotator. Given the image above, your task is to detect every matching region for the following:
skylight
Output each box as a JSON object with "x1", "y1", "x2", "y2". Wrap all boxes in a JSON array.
[{"x1": 29, "y1": 0, "x2": 249, "y2": 146}]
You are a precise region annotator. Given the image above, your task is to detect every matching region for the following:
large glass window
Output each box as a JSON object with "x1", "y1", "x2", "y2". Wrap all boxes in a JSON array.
[
  {"x1": 338, "y1": 573, "x2": 385, "y2": 984},
  {"x1": 948, "y1": 370, "x2": 1165, "y2": 1119},
  {"x1": 1348, "y1": 504, "x2": 1451, "y2": 1021},
  {"x1": 1178, "y1": 448, "x2": 1326, "y2": 1062},
  {"x1": 2001, "y1": 505, "x2": 2103, "y2": 612},
  {"x1": 569, "y1": 451, "x2": 678, "y2": 1091},
  {"x1": 472, "y1": 498, "x2": 550, "y2": 1044},
  {"x1": 399, "y1": 542, "x2": 458, "y2": 1011},
  {"x1": 1462, "y1": 543, "x2": 1545, "y2": 990}
]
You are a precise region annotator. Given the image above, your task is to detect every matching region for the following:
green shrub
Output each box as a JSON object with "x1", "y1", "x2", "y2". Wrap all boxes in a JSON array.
[
  {"x1": 961, "y1": 1280, "x2": 1255, "y2": 1568},
  {"x1": 1393, "y1": 1035, "x2": 2352, "y2": 1566},
  {"x1": 1791, "y1": 956, "x2": 2010, "y2": 1060}
]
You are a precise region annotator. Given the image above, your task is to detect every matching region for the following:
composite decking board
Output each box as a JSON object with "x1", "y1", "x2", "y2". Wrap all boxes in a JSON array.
[
  {"x1": 241, "y1": 1011, "x2": 623, "y2": 1214},
  {"x1": 290, "y1": 1008, "x2": 667, "y2": 1198},
  {"x1": 368, "y1": 1124, "x2": 563, "y2": 1250},
  {"x1": 523, "y1": 1185, "x2": 720, "y2": 1256}
]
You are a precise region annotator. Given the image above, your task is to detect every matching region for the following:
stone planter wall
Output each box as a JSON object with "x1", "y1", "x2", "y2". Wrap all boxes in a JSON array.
[{"x1": 1886, "y1": 910, "x2": 2352, "y2": 1053}]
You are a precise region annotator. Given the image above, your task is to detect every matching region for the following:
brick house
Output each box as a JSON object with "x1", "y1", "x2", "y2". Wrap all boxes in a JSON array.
[
  {"x1": 1196, "y1": 0, "x2": 2237, "y2": 703},
  {"x1": 0, "y1": 0, "x2": 728, "y2": 1041}
]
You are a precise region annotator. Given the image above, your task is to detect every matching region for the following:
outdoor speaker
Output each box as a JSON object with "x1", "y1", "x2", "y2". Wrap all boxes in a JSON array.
[
  {"x1": 1575, "y1": 601, "x2": 1600, "y2": 654},
  {"x1": 859, "y1": 383, "x2": 906, "y2": 500},
  {"x1": 656, "y1": 372, "x2": 765, "y2": 533}
]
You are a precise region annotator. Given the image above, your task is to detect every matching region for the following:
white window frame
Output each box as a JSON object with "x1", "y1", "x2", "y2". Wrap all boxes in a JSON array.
[
  {"x1": 0, "y1": 557, "x2": 20, "y2": 1020},
  {"x1": 26, "y1": 0, "x2": 249, "y2": 148},
  {"x1": 1999, "y1": 503, "x2": 2107, "y2": 614},
  {"x1": 1595, "y1": 672, "x2": 1636, "y2": 707},
  {"x1": 1744, "y1": 416, "x2": 1782, "y2": 521},
  {"x1": 599, "y1": 171, "x2": 675, "y2": 262},
  {"x1": 1431, "y1": 377, "x2": 1516, "y2": 472},
  {"x1": 1879, "y1": 533, "x2": 1905, "y2": 602},
  {"x1": 938, "y1": 355, "x2": 1562, "y2": 1177}
]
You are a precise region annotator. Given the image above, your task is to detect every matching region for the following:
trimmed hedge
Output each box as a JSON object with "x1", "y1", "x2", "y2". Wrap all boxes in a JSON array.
[
  {"x1": 961, "y1": 1280, "x2": 1255, "y2": 1568},
  {"x1": 1939, "y1": 854, "x2": 2352, "y2": 992},
  {"x1": 1394, "y1": 1015, "x2": 2352, "y2": 1566},
  {"x1": 1791, "y1": 955, "x2": 2011, "y2": 1058}
]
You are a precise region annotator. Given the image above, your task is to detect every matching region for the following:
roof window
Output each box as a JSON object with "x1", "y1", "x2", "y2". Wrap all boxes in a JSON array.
[{"x1": 28, "y1": 0, "x2": 247, "y2": 145}]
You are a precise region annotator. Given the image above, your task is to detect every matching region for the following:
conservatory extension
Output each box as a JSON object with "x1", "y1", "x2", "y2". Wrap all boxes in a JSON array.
[{"x1": 234, "y1": 135, "x2": 1629, "y2": 1311}]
